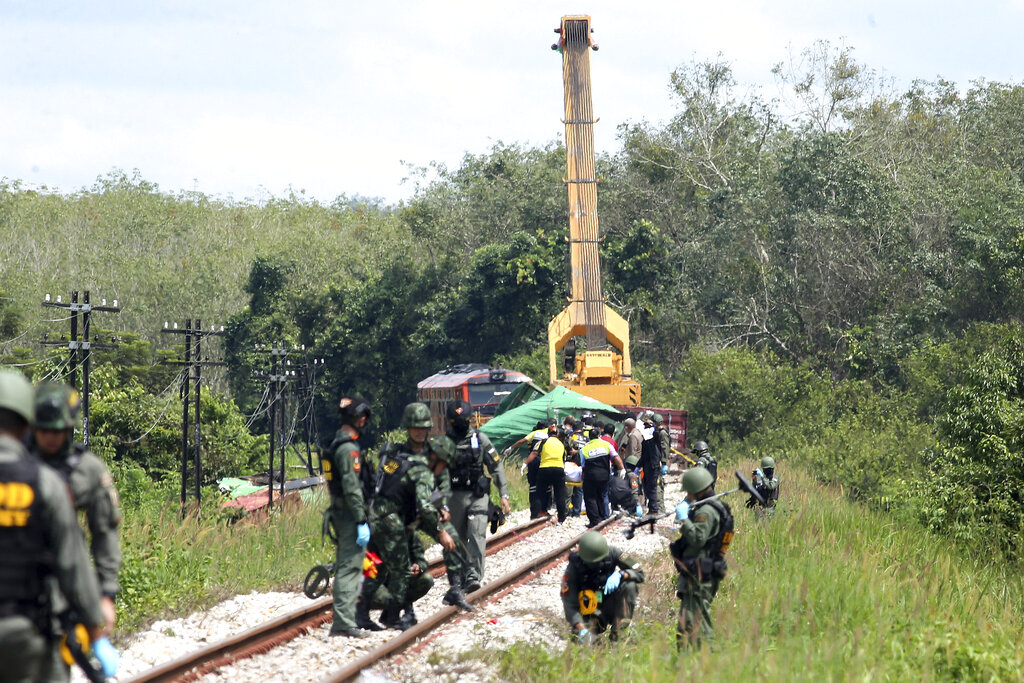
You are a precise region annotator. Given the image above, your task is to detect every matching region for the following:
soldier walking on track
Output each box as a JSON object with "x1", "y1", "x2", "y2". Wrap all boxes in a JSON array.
[
  {"x1": 444, "y1": 400, "x2": 511, "y2": 589},
  {"x1": 321, "y1": 395, "x2": 373, "y2": 638},
  {"x1": 0, "y1": 370, "x2": 113, "y2": 681}
]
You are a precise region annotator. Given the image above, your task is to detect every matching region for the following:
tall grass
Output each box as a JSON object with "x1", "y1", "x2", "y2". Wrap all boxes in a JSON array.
[
  {"x1": 487, "y1": 465, "x2": 1024, "y2": 681},
  {"x1": 116, "y1": 482, "x2": 328, "y2": 636}
]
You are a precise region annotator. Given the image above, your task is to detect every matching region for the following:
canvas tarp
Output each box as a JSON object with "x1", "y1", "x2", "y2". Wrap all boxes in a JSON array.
[{"x1": 480, "y1": 385, "x2": 626, "y2": 455}]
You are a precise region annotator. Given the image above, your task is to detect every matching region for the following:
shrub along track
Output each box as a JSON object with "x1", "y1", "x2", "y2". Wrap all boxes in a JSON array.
[{"x1": 126, "y1": 515, "x2": 554, "y2": 683}]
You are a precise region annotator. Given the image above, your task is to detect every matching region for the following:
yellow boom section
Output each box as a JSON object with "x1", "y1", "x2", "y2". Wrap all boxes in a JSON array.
[{"x1": 548, "y1": 15, "x2": 641, "y2": 407}]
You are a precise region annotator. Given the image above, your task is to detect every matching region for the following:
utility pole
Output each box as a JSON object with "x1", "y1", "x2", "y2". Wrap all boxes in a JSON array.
[
  {"x1": 162, "y1": 319, "x2": 226, "y2": 512},
  {"x1": 290, "y1": 355, "x2": 326, "y2": 476},
  {"x1": 252, "y1": 344, "x2": 297, "y2": 509},
  {"x1": 252, "y1": 345, "x2": 325, "y2": 505},
  {"x1": 41, "y1": 290, "x2": 120, "y2": 445}
]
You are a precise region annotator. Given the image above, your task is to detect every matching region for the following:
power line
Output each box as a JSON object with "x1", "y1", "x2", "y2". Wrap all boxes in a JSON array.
[{"x1": 39, "y1": 290, "x2": 121, "y2": 446}]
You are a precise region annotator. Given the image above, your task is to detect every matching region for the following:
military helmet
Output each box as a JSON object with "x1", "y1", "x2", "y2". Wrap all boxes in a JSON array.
[
  {"x1": 427, "y1": 435, "x2": 456, "y2": 464},
  {"x1": 338, "y1": 395, "x2": 371, "y2": 422},
  {"x1": 578, "y1": 530, "x2": 609, "y2": 564},
  {"x1": 0, "y1": 370, "x2": 35, "y2": 425},
  {"x1": 692, "y1": 440, "x2": 710, "y2": 456},
  {"x1": 682, "y1": 466, "x2": 715, "y2": 494},
  {"x1": 761, "y1": 456, "x2": 776, "y2": 469},
  {"x1": 652, "y1": 412, "x2": 664, "y2": 426},
  {"x1": 35, "y1": 382, "x2": 81, "y2": 431},
  {"x1": 401, "y1": 402, "x2": 433, "y2": 429}
]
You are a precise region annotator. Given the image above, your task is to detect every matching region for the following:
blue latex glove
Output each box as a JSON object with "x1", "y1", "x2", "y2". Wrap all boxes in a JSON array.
[
  {"x1": 603, "y1": 569, "x2": 622, "y2": 594},
  {"x1": 661, "y1": 464, "x2": 669, "y2": 475},
  {"x1": 675, "y1": 500, "x2": 691, "y2": 522},
  {"x1": 92, "y1": 637, "x2": 119, "y2": 677},
  {"x1": 356, "y1": 523, "x2": 371, "y2": 548},
  {"x1": 575, "y1": 627, "x2": 591, "y2": 643},
  {"x1": 634, "y1": 504, "x2": 644, "y2": 517},
  {"x1": 755, "y1": 468, "x2": 764, "y2": 479}
]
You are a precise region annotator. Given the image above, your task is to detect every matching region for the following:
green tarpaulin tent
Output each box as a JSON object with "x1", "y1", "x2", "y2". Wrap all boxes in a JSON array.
[{"x1": 480, "y1": 386, "x2": 627, "y2": 455}]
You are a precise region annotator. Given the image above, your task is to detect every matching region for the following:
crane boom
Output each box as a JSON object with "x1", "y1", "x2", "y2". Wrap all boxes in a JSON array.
[{"x1": 547, "y1": 15, "x2": 641, "y2": 407}]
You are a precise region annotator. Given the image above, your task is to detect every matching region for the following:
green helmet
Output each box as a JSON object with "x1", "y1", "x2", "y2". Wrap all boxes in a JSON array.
[
  {"x1": 401, "y1": 402, "x2": 433, "y2": 429},
  {"x1": 682, "y1": 466, "x2": 714, "y2": 495},
  {"x1": 35, "y1": 383, "x2": 81, "y2": 431},
  {"x1": 692, "y1": 440, "x2": 710, "y2": 456},
  {"x1": 761, "y1": 456, "x2": 776, "y2": 469},
  {"x1": 652, "y1": 413, "x2": 664, "y2": 426},
  {"x1": 0, "y1": 370, "x2": 34, "y2": 425},
  {"x1": 427, "y1": 435, "x2": 455, "y2": 464},
  {"x1": 578, "y1": 530, "x2": 609, "y2": 564}
]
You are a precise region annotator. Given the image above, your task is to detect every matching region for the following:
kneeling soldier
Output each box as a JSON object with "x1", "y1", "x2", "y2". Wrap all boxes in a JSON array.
[{"x1": 561, "y1": 531, "x2": 644, "y2": 643}]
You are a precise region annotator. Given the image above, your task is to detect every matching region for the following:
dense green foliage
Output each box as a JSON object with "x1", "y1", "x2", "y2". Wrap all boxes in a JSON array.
[{"x1": 2, "y1": 40, "x2": 1024, "y2": 641}]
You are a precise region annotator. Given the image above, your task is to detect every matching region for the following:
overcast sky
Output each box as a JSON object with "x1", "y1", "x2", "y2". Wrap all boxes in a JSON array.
[{"x1": 3, "y1": 0, "x2": 1023, "y2": 205}]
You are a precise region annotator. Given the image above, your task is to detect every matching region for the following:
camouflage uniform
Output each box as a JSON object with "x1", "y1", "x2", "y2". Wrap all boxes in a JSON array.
[
  {"x1": 363, "y1": 449, "x2": 445, "y2": 619},
  {"x1": 367, "y1": 533, "x2": 433, "y2": 610}
]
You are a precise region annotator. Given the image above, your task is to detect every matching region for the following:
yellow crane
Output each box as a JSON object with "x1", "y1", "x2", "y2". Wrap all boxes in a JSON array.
[{"x1": 547, "y1": 15, "x2": 641, "y2": 407}]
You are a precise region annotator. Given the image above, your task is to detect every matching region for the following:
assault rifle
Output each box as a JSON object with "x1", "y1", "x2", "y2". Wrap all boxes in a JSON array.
[{"x1": 622, "y1": 470, "x2": 763, "y2": 540}]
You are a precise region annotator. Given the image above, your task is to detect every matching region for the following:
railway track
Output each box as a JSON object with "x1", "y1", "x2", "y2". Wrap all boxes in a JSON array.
[
  {"x1": 128, "y1": 515, "x2": 555, "y2": 683},
  {"x1": 320, "y1": 514, "x2": 621, "y2": 683}
]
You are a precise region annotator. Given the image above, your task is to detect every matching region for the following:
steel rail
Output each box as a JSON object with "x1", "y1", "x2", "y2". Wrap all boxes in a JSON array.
[
  {"x1": 127, "y1": 515, "x2": 552, "y2": 683},
  {"x1": 320, "y1": 513, "x2": 622, "y2": 683}
]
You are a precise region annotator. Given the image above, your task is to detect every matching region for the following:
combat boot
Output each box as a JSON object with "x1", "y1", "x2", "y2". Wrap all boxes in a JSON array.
[
  {"x1": 464, "y1": 570, "x2": 481, "y2": 594},
  {"x1": 355, "y1": 597, "x2": 383, "y2": 632},
  {"x1": 442, "y1": 574, "x2": 475, "y2": 612},
  {"x1": 402, "y1": 603, "x2": 418, "y2": 626},
  {"x1": 380, "y1": 601, "x2": 412, "y2": 631}
]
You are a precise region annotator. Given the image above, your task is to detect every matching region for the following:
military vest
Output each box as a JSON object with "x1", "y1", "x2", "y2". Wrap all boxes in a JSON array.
[
  {"x1": 449, "y1": 431, "x2": 485, "y2": 492},
  {"x1": 323, "y1": 432, "x2": 357, "y2": 500},
  {"x1": 568, "y1": 552, "x2": 617, "y2": 591},
  {"x1": 375, "y1": 452, "x2": 425, "y2": 524},
  {"x1": 0, "y1": 455, "x2": 50, "y2": 604}
]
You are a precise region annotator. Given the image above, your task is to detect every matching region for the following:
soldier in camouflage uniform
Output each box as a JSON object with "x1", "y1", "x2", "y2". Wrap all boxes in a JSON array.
[
  {"x1": 359, "y1": 403, "x2": 463, "y2": 631},
  {"x1": 671, "y1": 466, "x2": 732, "y2": 650},
  {"x1": 0, "y1": 371, "x2": 110, "y2": 682},
  {"x1": 692, "y1": 440, "x2": 717, "y2": 490},
  {"x1": 321, "y1": 395, "x2": 372, "y2": 638},
  {"x1": 653, "y1": 413, "x2": 671, "y2": 508},
  {"x1": 366, "y1": 532, "x2": 434, "y2": 624},
  {"x1": 561, "y1": 531, "x2": 644, "y2": 643},
  {"x1": 748, "y1": 456, "x2": 780, "y2": 519},
  {"x1": 32, "y1": 382, "x2": 123, "y2": 678},
  {"x1": 444, "y1": 400, "x2": 510, "y2": 590}
]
